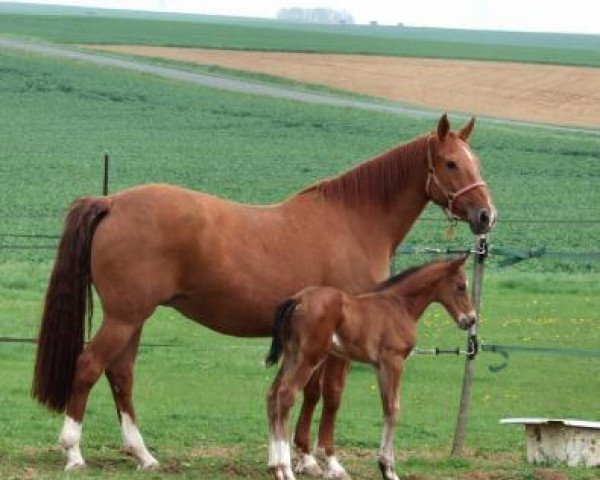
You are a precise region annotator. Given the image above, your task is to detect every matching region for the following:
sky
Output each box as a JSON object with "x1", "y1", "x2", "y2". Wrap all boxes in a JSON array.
[{"x1": 8, "y1": 0, "x2": 600, "y2": 34}]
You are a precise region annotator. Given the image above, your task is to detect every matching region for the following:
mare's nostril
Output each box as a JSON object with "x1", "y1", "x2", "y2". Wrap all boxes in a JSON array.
[{"x1": 479, "y1": 209, "x2": 490, "y2": 227}]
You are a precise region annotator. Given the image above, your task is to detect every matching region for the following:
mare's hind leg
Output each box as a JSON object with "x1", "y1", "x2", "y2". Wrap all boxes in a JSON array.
[
  {"x1": 105, "y1": 329, "x2": 158, "y2": 469},
  {"x1": 59, "y1": 317, "x2": 142, "y2": 470}
]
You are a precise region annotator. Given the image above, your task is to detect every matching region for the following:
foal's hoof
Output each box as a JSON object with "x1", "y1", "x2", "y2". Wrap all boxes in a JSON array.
[
  {"x1": 137, "y1": 458, "x2": 160, "y2": 470},
  {"x1": 64, "y1": 459, "x2": 86, "y2": 471},
  {"x1": 324, "y1": 470, "x2": 352, "y2": 480},
  {"x1": 322, "y1": 458, "x2": 351, "y2": 479},
  {"x1": 294, "y1": 453, "x2": 323, "y2": 476},
  {"x1": 269, "y1": 465, "x2": 296, "y2": 480},
  {"x1": 378, "y1": 460, "x2": 399, "y2": 480}
]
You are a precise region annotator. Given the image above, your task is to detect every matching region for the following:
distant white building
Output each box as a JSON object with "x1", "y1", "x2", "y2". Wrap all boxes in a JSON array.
[{"x1": 277, "y1": 7, "x2": 355, "y2": 25}]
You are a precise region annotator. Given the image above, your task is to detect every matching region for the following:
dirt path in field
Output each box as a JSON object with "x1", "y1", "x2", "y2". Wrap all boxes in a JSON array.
[
  {"x1": 2, "y1": 38, "x2": 599, "y2": 133},
  {"x1": 88, "y1": 45, "x2": 600, "y2": 129}
]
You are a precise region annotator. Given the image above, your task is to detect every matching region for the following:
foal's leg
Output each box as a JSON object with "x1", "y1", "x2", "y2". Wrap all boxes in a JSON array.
[
  {"x1": 315, "y1": 355, "x2": 352, "y2": 479},
  {"x1": 59, "y1": 318, "x2": 141, "y2": 470},
  {"x1": 105, "y1": 329, "x2": 158, "y2": 469},
  {"x1": 293, "y1": 364, "x2": 324, "y2": 476},
  {"x1": 267, "y1": 368, "x2": 293, "y2": 480},
  {"x1": 375, "y1": 358, "x2": 403, "y2": 480},
  {"x1": 268, "y1": 361, "x2": 319, "y2": 480}
]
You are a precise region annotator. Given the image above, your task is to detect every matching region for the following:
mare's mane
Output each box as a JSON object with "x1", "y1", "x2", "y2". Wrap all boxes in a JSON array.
[{"x1": 300, "y1": 135, "x2": 429, "y2": 206}]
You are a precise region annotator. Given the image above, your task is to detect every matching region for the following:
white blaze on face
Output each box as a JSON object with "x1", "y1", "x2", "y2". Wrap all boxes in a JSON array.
[
  {"x1": 459, "y1": 141, "x2": 475, "y2": 163},
  {"x1": 120, "y1": 412, "x2": 158, "y2": 469},
  {"x1": 59, "y1": 416, "x2": 85, "y2": 470},
  {"x1": 458, "y1": 142, "x2": 475, "y2": 162}
]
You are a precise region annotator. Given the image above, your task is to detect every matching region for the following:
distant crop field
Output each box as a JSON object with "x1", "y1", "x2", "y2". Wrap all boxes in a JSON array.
[
  {"x1": 2, "y1": 13, "x2": 600, "y2": 67},
  {"x1": 0, "y1": 42, "x2": 599, "y2": 480},
  {"x1": 88, "y1": 45, "x2": 600, "y2": 128}
]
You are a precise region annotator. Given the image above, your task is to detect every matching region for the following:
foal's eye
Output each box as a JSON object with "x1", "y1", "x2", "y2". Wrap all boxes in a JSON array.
[
  {"x1": 446, "y1": 161, "x2": 457, "y2": 170},
  {"x1": 457, "y1": 284, "x2": 466, "y2": 292}
]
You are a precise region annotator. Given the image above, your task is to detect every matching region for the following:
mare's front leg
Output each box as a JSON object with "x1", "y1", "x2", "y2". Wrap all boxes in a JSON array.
[
  {"x1": 375, "y1": 357, "x2": 404, "y2": 480},
  {"x1": 314, "y1": 355, "x2": 352, "y2": 479}
]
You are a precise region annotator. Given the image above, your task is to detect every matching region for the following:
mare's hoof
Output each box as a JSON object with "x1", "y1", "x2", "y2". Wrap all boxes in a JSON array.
[
  {"x1": 64, "y1": 459, "x2": 86, "y2": 471},
  {"x1": 294, "y1": 454, "x2": 323, "y2": 476}
]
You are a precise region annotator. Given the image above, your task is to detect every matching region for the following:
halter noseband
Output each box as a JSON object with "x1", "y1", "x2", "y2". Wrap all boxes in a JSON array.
[{"x1": 425, "y1": 136, "x2": 487, "y2": 220}]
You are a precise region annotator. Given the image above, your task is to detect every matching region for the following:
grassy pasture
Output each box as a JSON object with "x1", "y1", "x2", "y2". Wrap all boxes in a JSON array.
[
  {"x1": 2, "y1": 12, "x2": 600, "y2": 68},
  {"x1": 1, "y1": 266, "x2": 599, "y2": 479},
  {"x1": 1, "y1": 48, "x2": 599, "y2": 267},
  {"x1": 0, "y1": 45, "x2": 599, "y2": 479}
]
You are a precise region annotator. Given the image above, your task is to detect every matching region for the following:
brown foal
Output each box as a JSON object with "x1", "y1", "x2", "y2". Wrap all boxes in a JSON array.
[
  {"x1": 265, "y1": 256, "x2": 475, "y2": 480},
  {"x1": 32, "y1": 115, "x2": 495, "y2": 474}
]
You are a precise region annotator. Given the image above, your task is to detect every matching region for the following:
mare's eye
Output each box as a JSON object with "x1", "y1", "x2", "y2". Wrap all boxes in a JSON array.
[
  {"x1": 457, "y1": 283, "x2": 466, "y2": 292},
  {"x1": 446, "y1": 161, "x2": 457, "y2": 170}
]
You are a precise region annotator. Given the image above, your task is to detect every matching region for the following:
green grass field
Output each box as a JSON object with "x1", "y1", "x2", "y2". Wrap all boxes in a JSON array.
[
  {"x1": 1, "y1": 24, "x2": 599, "y2": 480},
  {"x1": 2, "y1": 266, "x2": 599, "y2": 479},
  {"x1": 2, "y1": 9, "x2": 600, "y2": 67},
  {"x1": 1, "y1": 47, "x2": 598, "y2": 269}
]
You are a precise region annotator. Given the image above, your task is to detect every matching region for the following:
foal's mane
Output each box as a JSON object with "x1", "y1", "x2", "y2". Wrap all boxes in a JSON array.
[
  {"x1": 300, "y1": 135, "x2": 429, "y2": 206},
  {"x1": 374, "y1": 259, "x2": 451, "y2": 292}
]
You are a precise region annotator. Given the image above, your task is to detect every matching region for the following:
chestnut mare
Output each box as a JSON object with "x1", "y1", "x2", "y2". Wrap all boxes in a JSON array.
[
  {"x1": 264, "y1": 256, "x2": 475, "y2": 480},
  {"x1": 32, "y1": 115, "x2": 496, "y2": 474}
]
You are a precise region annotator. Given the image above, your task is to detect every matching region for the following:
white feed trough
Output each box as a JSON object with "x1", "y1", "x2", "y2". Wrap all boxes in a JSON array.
[{"x1": 500, "y1": 418, "x2": 600, "y2": 467}]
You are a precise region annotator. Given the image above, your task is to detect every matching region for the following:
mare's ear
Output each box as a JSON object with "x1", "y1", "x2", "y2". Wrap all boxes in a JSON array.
[
  {"x1": 437, "y1": 113, "x2": 450, "y2": 142},
  {"x1": 458, "y1": 116, "x2": 476, "y2": 142}
]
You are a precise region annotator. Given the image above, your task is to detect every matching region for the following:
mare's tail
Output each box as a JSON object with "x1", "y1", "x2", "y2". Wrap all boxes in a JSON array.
[
  {"x1": 265, "y1": 299, "x2": 299, "y2": 367},
  {"x1": 32, "y1": 197, "x2": 110, "y2": 413}
]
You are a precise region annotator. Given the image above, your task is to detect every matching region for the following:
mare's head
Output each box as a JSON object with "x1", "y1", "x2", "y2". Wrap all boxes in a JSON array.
[
  {"x1": 426, "y1": 114, "x2": 497, "y2": 234},
  {"x1": 433, "y1": 256, "x2": 477, "y2": 330}
]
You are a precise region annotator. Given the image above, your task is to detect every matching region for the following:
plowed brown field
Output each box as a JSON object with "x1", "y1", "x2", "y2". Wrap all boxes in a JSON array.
[{"x1": 88, "y1": 45, "x2": 600, "y2": 128}]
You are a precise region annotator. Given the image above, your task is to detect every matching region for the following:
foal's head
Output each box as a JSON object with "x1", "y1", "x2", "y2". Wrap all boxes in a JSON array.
[
  {"x1": 426, "y1": 114, "x2": 497, "y2": 234},
  {"x1": 433, "y1": 256, "x2": 477, "y2": 330}
]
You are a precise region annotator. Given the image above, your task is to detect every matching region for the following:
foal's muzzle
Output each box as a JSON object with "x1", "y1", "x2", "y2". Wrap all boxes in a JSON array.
[{"x1": 458, "y1": 312, "x2": 477, "y2": 330}]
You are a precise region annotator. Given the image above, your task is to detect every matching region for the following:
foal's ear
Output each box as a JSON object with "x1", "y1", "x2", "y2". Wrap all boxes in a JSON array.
[
  {"x1": 451, "y1": 254, "x2": 470, "y2": 269},
  {"x1": 437, "y1": 113, "x2": 450, "y2": 142},
  {"x1": 458, "y1": 116, "x2": 476, "y2": 142}
]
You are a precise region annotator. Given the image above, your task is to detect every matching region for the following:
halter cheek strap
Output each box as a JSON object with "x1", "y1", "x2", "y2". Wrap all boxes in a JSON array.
[{"x1": 426, "y1": 136, "x2": 487, "y2": 219}]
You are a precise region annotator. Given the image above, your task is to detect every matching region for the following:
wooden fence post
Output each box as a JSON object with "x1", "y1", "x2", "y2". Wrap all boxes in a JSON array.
[
  {"x1": 451, "y1": 234, "x2": 488, "y2": 456},
  {"x1": 103, "y1": 152, "x2": 110, "y2": 196}
]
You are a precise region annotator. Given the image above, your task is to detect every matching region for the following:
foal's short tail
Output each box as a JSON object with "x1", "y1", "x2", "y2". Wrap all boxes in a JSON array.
[
  {"x1": 32, "y1": 197, "x2": 110, "y2": 413},
  {"x1": 265, "y1": 299, "x2": 299, "y2": 367}
]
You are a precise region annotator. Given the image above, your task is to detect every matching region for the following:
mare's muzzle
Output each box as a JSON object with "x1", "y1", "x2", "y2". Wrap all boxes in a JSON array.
[{"x1": 467, "y1": 206, "x2": 496, "y2": 234}]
